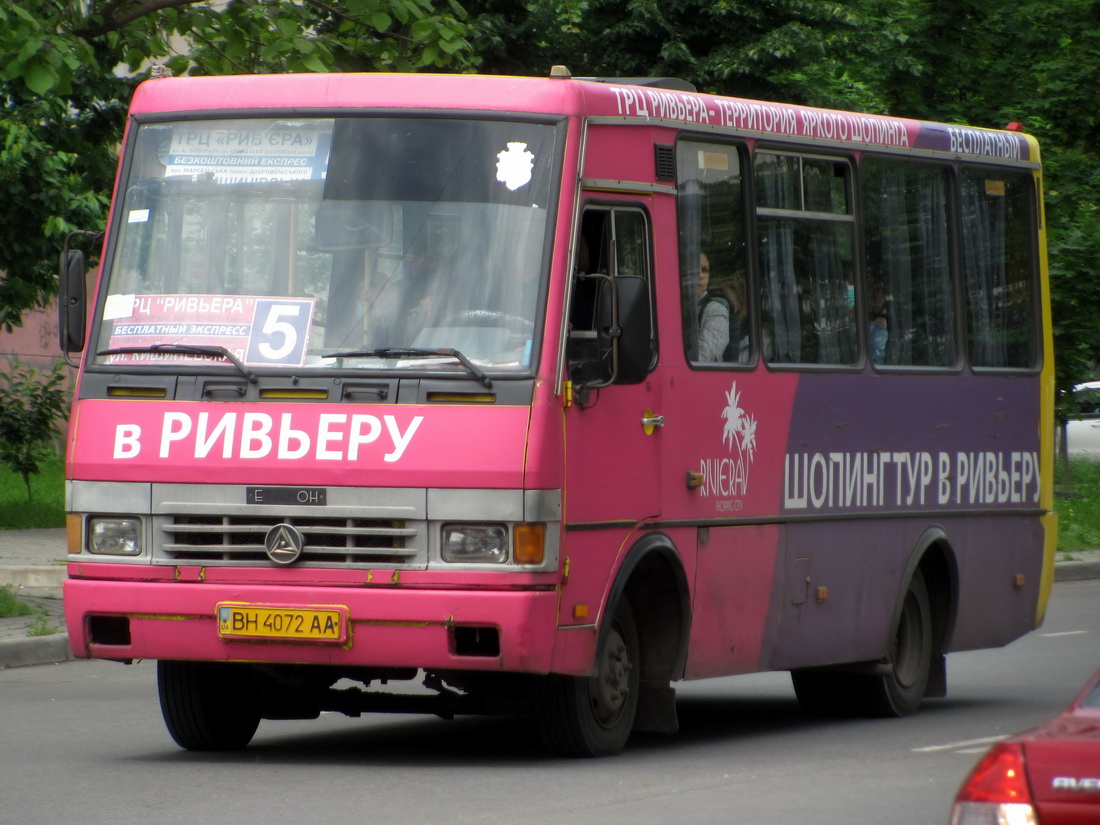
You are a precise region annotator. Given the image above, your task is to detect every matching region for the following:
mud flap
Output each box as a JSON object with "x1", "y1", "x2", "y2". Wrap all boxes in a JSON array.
[{"x1": 633, "y1": 682, "x2": 678, "y2": 734}]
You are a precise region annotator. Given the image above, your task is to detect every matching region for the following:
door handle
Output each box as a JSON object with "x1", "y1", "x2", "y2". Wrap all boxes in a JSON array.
[{"x1": 642, "y1": 411, "x2": 664, "y2": 435}]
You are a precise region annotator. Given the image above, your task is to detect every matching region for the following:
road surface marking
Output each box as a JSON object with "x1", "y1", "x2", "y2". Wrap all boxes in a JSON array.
[{"x1": 913, "y1": 735, "x2": 1008, "y2": 754}]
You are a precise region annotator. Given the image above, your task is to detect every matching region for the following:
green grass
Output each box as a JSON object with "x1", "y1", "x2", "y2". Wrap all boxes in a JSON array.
[
  {"x1": 1054, "y1": 459, "x2": 1100, "y2": 554},
  {"x1": 27, "y1": 610, "x2": 61, "y2": 636},
  {"x1": 0, "y1": 453, "x2": 65, "y2": 530},
  {"x1": 0, "y1": 454, "x2": 64, "y2": 626},
  {"x1": 0, "y1": 586, "x2": 61, "y2": 633},
  {"x1": 0, "y1": 584, "x2": 34, "y2": 619}
]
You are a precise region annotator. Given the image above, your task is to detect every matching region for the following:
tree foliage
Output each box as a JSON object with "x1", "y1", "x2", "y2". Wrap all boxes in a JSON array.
[
  {"x1": 0, "y1": 0, "x2": 477, "y2": 330},
  {"x1": 0, "y1": 361, "x2": 69, "y2": 503},
  {"x1": 466, "y1": 0, "x2": 1100, "y2": 403}
]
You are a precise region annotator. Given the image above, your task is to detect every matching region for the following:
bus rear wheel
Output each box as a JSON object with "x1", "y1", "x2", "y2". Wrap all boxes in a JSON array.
[
  {"x1": 157, "y1": 660, "x2": 261, "y2": 750},
  {"x1": 535, "y1": 600, "x2": 640, "y2": 757},
  {"x1": 874, "y1": 568, "x2": 933, "y2": 716},
  {"x1": 792, "y1": 569, "x2": 933, "y2": 718}
]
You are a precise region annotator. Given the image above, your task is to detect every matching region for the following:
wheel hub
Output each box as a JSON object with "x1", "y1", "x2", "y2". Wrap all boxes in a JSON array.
[{"x1": 590, "y1": 627, "x2": 632, "y2": 726}]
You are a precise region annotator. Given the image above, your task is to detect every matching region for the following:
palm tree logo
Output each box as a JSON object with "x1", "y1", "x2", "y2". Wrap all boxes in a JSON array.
[
  {"x1": 722, "y1": 383, "x2": 744, "y2": 450},
  {"x1": 721, "y1": 381, "x2": 758, "y2": 481}
]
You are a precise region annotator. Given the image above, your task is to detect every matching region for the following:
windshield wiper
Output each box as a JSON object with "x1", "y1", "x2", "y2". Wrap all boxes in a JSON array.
[
  {"x1": 97, "y1": 343, "x2": 259, "y2": 384},
  {"x1": 327, "y1": 347, "x2": 492, "y2": 388}
]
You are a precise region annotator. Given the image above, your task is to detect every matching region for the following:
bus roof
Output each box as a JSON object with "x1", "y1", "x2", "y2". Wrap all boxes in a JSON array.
[{"x1": 129, "y1": 72, "x2": 1037, "y2": 165}]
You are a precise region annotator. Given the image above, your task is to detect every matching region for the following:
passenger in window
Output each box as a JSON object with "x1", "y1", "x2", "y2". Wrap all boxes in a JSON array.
[
  {"x1": 726, "y1": 274, "x2": 751, "y2": 362},
  {"x1": 697, "y1": 253, "x2": 731, "y2": 361},
  {"x1": 867, "y1": 280, "x2": 889, "y2": 364}
]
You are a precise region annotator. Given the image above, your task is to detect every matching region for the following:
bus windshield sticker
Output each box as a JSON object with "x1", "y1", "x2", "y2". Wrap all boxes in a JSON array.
[
  {"x1": 495, "y1": 142, "x2": 535, "y2": 191},
  {"x1": 164, "y1": 122, "x2": 332, "y2": 183},
  {"x1": 103, "y1": 294, "x2": 316, "y2": 367}
]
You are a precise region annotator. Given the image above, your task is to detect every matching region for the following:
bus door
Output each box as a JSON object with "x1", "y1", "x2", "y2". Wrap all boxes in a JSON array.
[{"x1": 563, "y1": 202, "x2": 661, "y2": 526}]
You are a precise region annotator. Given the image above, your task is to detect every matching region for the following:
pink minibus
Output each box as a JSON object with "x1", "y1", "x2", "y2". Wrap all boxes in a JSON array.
[{"x1": 61, "y1": 69, "x2": 1055, "y2": 756}]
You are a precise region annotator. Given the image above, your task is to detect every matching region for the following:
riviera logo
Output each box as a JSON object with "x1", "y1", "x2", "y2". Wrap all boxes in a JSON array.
[
  {"x1": 721, "y1": 382, "x2": 758, "y2": 461},
  {"x1": 699, "y1": 381, "x2": 758, "y2": 508}
]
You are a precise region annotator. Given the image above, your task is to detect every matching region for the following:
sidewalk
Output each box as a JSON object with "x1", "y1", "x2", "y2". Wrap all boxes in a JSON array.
[
  {"x1": 2, "y1": 528, "x2": 1100, "y2": 669},
  {"x1": 0, "y1": 528, "x2": 70, "y2": 669}
]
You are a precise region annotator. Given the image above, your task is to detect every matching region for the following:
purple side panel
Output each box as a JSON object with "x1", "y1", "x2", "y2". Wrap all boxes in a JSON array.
[{"x1": 767, "y1": 372, "x2": 1043, "y2": 669}]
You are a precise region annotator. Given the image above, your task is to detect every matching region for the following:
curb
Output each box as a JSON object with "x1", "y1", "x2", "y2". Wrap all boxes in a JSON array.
[
  {"x1": 1053, "y1": 558, "x2": 1100, "y2": 582},
  {"x1": 0, "y1": 565, "x2": 67, "y2": 589},
  {"x1": 0, "y1": 633, "x2": 73, "y2": 669}
]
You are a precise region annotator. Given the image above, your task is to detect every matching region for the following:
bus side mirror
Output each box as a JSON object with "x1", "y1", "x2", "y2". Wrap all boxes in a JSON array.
[
  {"x1": 610, "y1": 275, "x2": 654, "y2": 384},
  {"x1": 59, "y1": 248, "x2": 87, "y2": 353},
  {"x1": 569, "y1": 274, "x2": 654, "y2": 391}
]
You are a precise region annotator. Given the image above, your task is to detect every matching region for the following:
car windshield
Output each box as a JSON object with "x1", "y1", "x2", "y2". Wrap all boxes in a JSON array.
[{"x1": 94, "y1": 116, "x2": 560, "y2": 375}]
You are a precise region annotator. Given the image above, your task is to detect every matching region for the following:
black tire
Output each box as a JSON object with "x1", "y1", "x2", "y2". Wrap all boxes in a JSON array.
[
  {"x1": 873, "y1": 568, "x2": 933, "y2": 716},
  {"x1": 792, "y1": 569, "x2": 933, "y2": 718},
  {"x1": 157, "y1": 660, "x2": 261, "y2": 751},
  {"x1": 535, "y1": 600, "x2": 640, "y2": 757}
]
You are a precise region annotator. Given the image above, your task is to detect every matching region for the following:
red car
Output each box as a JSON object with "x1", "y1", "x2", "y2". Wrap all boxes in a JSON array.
[{"x1": 951, "y1": 667, "x2": 1100, "y2": 824}]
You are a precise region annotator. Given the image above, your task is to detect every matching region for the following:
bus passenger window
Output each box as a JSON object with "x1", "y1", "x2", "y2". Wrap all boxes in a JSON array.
[
  {"x1": 676, "y1": 141, "x2": 750, "y2": 366},
  {"x1": 960, "y1": 169, "x2": 1038, "y2": 369},
  {"x1": 861, "y1": 159, "x2": 956, "y2": 368},
  {"x1": 755, "y1": 152, "x2": 856, "y2": 366}
]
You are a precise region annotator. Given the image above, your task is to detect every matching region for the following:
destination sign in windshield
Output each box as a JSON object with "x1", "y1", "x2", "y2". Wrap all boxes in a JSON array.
[{"x1": 163, "y1": 120, "x2": 332, "y2": 183}]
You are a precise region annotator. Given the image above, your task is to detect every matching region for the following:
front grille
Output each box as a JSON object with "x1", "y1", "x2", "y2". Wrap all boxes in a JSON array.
[
  {"x1": 149, "y1": 484, "x2": 430, "y2": 569},
  {"x1": 160, "y1": 514, "x2": 422, "y2": 565}
]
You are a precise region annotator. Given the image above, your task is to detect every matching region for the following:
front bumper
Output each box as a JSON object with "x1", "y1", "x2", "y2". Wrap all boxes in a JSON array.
[{"x1": 64, "y1": 575, "x2": 575, "y2": 674}]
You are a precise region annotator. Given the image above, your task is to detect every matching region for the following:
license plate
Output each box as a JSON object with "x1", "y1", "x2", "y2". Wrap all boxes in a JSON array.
[
  {"x1": 245, "y1": 487, "x2": 327, "y2": 506},
  {"x1": 217, "y1": 603, "x2": 348, "y2": 643}
]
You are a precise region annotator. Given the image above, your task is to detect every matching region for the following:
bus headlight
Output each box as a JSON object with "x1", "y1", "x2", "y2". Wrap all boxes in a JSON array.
[
  {"x1": 441, "y1": 524, "x2": 508, "y2": 564},
  {"x1": 88, "y1": 518, "x2": 143, "y2": 556}
]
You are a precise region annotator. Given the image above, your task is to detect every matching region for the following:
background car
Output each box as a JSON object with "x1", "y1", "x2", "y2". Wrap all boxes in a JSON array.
[
  {"x1": 949, "y1": 664, "x2": 1100, "y2": 824},
  {"x1": 1060, "y1": 381, "x2": 1100, "y2": 460}
]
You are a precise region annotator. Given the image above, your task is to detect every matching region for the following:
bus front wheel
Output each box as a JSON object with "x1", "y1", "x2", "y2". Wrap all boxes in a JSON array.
[
  {"x1": 157, "y1": 660, "x2": 261, "y2": 750},
  {"x1": 535, "y1": 600, "x2": 640, "y2": 757},
  {"x1": 792, "y1": 569, "x2": 933, "y2": 718}
]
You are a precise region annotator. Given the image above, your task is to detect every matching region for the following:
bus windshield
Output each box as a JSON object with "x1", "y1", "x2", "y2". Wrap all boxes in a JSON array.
[{"x1": 94, "y1": 116, "x2": 560, "y2": 374}]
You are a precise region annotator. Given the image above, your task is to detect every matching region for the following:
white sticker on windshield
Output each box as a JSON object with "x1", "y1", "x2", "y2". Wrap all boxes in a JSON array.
[
  {"x1": 164, "y1": 124, "x2": 331, "y2": 184},
  {"x1": 128, "y1": 209, "x2": 150, "y2": 224},
  {"x1": 496, "y1": 142, "x2": 534, "y2": 191},
  {"x1": 104, "y1": 294, "x2": 136, "y2": 321}
]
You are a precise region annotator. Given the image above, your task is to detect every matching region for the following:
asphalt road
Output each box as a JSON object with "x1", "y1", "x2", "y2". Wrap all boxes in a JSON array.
[{"x1": 2, "y1": 579, "x2": 1098, "y2": 825}]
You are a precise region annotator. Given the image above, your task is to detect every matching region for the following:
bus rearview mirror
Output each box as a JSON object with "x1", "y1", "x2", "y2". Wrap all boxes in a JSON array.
[
  {"x1": 585, "y1": 274, "x2": 653, "y2": 387},
  {"x1": 58, "y1": 248, "x2": 87, "y2": 354},
  {"x1": 610, "y1": 275, "x2": 654, "y2": 384}
]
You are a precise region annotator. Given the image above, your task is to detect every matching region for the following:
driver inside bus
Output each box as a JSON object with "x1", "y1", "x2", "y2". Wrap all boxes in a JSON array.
[{"x1": 365, "y1": 252, "x2": 442, "y2": 347}]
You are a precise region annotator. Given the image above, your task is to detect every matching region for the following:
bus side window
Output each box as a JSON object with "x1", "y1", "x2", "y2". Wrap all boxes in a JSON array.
[
  {"x1": 676, "y1": 141, "x2": 750, "y2": 366},
  {"x1": 861, "y1": 158, "x2": 956, "y2": 368},
  {"x1": 960, "y1": 169, "x2": 1038, "y2": 369},
  {"x1": 755, "y1": 152, "x2": 856, "y2": 366}
]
